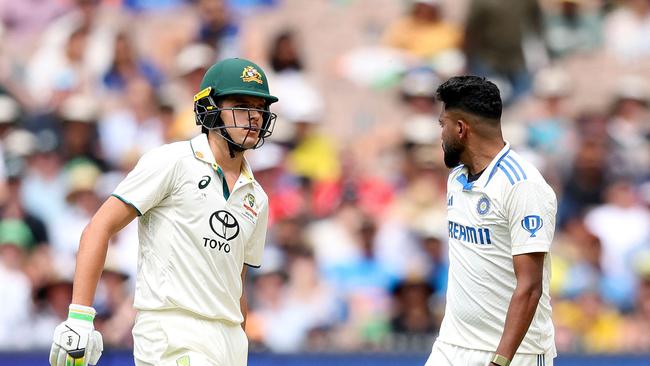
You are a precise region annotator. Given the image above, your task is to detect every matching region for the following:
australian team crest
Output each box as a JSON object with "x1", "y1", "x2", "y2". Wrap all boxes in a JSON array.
[
  {"x1": 476, "y1": 195, "x2": 490, "y2": 216},
  {"x1": 242, "y1": 193, "x2": 258, "y2": 220},
  {"x1": 241, "y1": 66, "x2": 263, "y2": 84}
]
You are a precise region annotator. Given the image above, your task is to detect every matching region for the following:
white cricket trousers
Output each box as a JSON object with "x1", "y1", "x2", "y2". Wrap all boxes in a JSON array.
[
  {"x1": 425, "y1": 340, "x2": 554, "y2": 366},
  {"x1": 132, "y1": 309, "x2": 248, "y2": 366}
]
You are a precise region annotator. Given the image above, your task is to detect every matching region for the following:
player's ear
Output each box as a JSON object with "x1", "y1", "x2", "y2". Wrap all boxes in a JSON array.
[{"x1": 457, "y1": 118, "x2": 469, "y2": 139}]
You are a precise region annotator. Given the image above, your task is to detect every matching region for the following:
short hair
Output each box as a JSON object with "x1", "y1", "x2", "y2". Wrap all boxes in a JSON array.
[{"x1": 435, "y1": 76, "x2": 502, "y2": 120}]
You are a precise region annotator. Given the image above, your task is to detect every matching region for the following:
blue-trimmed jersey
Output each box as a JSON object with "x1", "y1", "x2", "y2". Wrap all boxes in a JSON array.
[{"x1": 436, "y1": 142, "x2": 557, "y2": 356}]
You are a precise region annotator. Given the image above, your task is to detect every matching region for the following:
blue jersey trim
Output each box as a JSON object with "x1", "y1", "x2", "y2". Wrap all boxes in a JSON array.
[
  {"x1": 456, "y1": 174, "x2": 474, "y2": 191},
  {"x1": 506, "y1": 155, "x2": 527, "y2": 179},
  {"x1": 498, "y1": 165, "x2": 515, "y2": 185},
  {"x1": 500, "y1": 158, "x2": 521, "y2": 182},
  {"x1": 485, "y1": 148, "x2": 511, "y2": 187}
]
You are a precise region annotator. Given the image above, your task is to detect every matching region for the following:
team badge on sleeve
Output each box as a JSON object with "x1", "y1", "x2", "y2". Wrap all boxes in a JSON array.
[
  {"x1": 521, "y1": 215, "x2": 543, "y2": 237},
  {"x1": 476, "y1": 195, "x2": 490, "y2": 216}
]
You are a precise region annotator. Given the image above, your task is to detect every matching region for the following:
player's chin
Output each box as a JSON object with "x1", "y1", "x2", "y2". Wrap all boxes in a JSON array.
[{"x1": 239, "y1": 135, "x2": 261, "y2": 149}]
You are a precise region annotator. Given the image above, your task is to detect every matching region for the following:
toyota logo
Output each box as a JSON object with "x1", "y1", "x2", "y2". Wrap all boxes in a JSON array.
[{"x1": 209, "y1": 210, "x2": 240, "y2": 241}]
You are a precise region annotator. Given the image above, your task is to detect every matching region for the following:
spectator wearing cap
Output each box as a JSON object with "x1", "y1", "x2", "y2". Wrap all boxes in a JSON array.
[
  {"x1": 30, "y1": 263, "x2": 76, "y2": 349},
  {"x1": 166, "y1": 43, "x2": 216, "y2": 140},
  {"x1": 389, "y1": 273, "x2": 437, "y2": 349},
  {"x1": 49, "y1": 160, "x2": 102, "y2": 260},
  {"x1": 58, "y1": 94, "x2": 108, "y2": 170},
  {"x1": 383, "y1": 0, "x2": 462, "y2": 60}
]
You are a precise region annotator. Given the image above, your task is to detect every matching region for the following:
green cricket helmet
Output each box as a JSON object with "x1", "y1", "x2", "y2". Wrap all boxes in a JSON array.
[{"x1": 193, "y1": 58, "x2": 279, "y2": 150}]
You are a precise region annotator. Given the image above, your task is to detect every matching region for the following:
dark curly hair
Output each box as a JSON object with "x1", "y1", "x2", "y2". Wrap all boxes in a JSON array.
[{"x1": 435, "y1": 76, "x2": 502, "y2": 120}]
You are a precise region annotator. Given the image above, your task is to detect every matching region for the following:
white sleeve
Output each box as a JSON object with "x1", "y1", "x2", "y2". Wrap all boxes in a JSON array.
[
  {"x1": 244, "y1": 198, "x2": 268, "y2": 268},
  {"x1": 505, "y1": 180, "x2": 557, "y2": 256},
  {"x1": 112, "y1": 146, "x2": 177, "y2": 216}
]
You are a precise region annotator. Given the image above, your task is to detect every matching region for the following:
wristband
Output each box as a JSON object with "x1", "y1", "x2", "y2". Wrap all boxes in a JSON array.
[
  {"x1": 491, "y1": 354, "x2": 510, "y2": 366},
  {"x1": 68, "y1": 304, "x2": 96, "y2": 323}
]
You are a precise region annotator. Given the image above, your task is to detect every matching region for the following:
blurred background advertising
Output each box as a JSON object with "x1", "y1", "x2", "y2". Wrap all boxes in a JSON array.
[{"x1": 0, "y1": 0, "x2": 650, "y2": 364}]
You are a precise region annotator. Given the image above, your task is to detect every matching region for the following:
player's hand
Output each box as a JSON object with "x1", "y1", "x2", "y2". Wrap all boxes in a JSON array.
[{"x1": 50, "y1": 304, "x2": 103, "y2": 366}]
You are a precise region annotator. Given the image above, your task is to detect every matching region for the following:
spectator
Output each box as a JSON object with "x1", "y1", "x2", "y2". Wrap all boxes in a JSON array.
[
  {"x1": 383, "y1": 0, "x2": 462, "y2": 59},
  {"x1": 464, "y1": 0, "x2": 544, "y2": 103},
  {"x1": 0, "y1": 219, "x2": 34, "y2": 350},
  {"x1": 389, "y1": 275, "x2": 437, "y2": 347},
  {"x1": 98, "y1": 77, "x2": 165, "y2": 167},
  {"x1": 543, "y1": 0, "x2": 603, "y2": 59},
  {"x1": 102, "y1": 32, "x2": 163, "y2": 92},
  {"x1": 604, "y1": 0, "x2": 650, "y2": 61},
  {"x1": 58, "y1": 94, "x2": 107, "y2": 170},
  {"x1": 584, "y1": 181, "x2": 650, "y2": 309},
  {"x1": 195, "y1": 0, "x2": 240, "y2": 59},
  {"x1": 606, "y1": 76, "x2": 650, "y2": 180}
]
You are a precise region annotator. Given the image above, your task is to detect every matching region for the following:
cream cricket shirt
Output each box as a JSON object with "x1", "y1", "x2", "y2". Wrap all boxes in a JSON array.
[
  {"x1": 112, "y1": 134, "x2": 269, "y2": 324},
  {"x1": 436, "y1": 143, "x2": 557, "y2": 355}
]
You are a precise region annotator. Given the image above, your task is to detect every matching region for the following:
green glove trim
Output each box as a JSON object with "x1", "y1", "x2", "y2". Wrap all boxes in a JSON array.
[{"x1": 68, "y1": 312, "x2": 95, "y2": 322}]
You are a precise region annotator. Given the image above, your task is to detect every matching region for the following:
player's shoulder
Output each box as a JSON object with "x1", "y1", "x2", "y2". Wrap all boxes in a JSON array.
[
  {"x1": 251, "y1": 181, "x2": 270, "y2": 205},
  {"x1": 136, "y1": 141, "x2": 194, "y2": 172},
  {"x1": 142, "y1": 140, "x2": 193, "y2": 161},
  {"x1": 495, "y1": 150, "x2": 555, "y2": 195}
]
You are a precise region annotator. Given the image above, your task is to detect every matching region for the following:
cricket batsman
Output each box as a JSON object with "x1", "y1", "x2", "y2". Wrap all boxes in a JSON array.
[{"x1": 49, "y1": 58, "x2": 278, "y2": 366}]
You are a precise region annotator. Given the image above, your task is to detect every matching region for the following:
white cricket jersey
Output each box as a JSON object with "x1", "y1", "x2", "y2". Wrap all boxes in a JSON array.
[
  {"x1": 436, "y1": 142, "x2": 557, "y2": 355},
  {"x1": 112, "y1": 134, "x2": 269, "y2": 324}
]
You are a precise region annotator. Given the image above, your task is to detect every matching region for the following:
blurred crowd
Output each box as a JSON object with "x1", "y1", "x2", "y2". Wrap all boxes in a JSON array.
[{"x1": 0, "y1": 0, "x2": 650, "y2": 355}]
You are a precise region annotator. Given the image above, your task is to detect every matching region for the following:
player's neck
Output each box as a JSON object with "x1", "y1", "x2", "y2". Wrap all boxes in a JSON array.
[
  {"x1": 207, "y1": 133, "x2": 245, "y2": 173},
  {"x1": 462, "y1": 138, "x2": 505, "y2": 175}
]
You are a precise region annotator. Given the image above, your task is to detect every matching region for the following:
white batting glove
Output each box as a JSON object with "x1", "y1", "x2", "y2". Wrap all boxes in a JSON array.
[{"x1": 50, "y1": 304, "x2": 103, "y2": 366}]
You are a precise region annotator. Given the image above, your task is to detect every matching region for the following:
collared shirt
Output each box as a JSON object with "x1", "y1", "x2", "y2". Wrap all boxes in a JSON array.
[
  {"x1": 112, "y1": 134, "x2": 268, "y2": 323},
  {"x1": 437, "y1": 142, "x2": 557, "y2": 355}
]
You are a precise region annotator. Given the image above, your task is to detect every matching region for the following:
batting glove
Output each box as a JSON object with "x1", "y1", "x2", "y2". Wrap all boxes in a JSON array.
[{"x1": 50, "y1": 304, "x2": 103, "y2": 366}]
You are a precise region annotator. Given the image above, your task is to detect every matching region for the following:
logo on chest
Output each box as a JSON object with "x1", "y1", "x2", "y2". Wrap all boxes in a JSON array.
[
  {"x1": 476, "y1": 195, "x2": 491, "y2": 216},
  {"x1": 209, "y1": 210, "x2": 240, "y2": 240},
  {"x1": 242, "y1": 193, "x2": 259, "y2": 222}
]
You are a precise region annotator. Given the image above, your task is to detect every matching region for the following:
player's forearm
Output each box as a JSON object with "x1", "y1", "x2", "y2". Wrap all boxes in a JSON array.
[
  {"x1": 71, "y1": 222, "x2": 111, "y2": 306},
  {"x1": 494, "y1": 284, "x2": 542, "y2": 360}
]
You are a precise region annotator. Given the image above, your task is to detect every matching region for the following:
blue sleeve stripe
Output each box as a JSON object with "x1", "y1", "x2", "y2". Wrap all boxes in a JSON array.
[
  {"x1": 485, "y1": 148, "x2": 511, "y2": 187},
  {"x1": 244, "y1": 262, "x2": 261, "y2": 268},
  {"x1": 500, "y1": 158, "x2": 521, "y2": 182},
  {"x1": 506, "y1": 155, "x2": 527, "y2": 179},
  {"x1": 498, "y1": 165, "x2": 515, "y2": 185}
]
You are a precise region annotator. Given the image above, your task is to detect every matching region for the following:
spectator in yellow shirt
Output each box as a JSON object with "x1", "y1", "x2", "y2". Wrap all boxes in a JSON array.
[{"x1": 383, "y1": 0, "x2": 462, "y2": 60}]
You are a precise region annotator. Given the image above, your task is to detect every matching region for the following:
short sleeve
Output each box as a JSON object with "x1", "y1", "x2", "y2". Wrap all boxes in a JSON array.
[
  {"x1": 112, "y1": 146, "x2": 178, "y2": 216},
  {"x1": 244, "y1": 198, "x2": 268, "y2": 268},
  {"x1": 505, "y1": 180, "x2": 557, "y2": 256}
]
